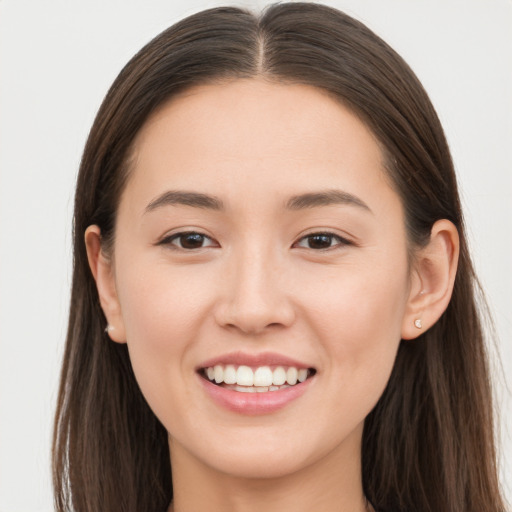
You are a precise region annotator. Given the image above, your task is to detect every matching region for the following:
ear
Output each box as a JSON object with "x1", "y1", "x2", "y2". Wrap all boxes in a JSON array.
[
  {"x1": 85, "y1": 225, "x2": 127, "y2": 343},
  {"x1": 401, "y1": 219, "x2": 459, "y2": 340}
]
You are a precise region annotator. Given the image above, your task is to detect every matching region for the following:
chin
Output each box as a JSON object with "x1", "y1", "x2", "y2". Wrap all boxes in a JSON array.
[
  {"x1": 211, "y1": 450, "x2": 311, "y2": 480},
  {"x1": 194, "y1": 428, "x2": 340, "y2": 481}
]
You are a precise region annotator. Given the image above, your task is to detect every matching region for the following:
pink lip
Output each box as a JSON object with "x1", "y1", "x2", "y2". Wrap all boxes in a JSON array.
[
  {"x1": 198, "y1": 375, "x2": 314, "y2": 415},
  {"x1": 198, "y1": 351, "x2": 313, "y2": 370},
  {"x1": 196, "y1": 351, "x2": 316, "y2": 415}
]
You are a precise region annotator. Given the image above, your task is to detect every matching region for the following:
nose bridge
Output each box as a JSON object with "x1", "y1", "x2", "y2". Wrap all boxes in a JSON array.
[
  {"x1": 217, "y1": 238, "x2": 295, "y2": 333},
  {"x1": 236, "y1": 242, "x2": 277, "y2": 301}
]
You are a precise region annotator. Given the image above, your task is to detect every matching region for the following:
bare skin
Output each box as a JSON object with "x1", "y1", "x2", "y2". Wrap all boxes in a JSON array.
[
  {"x1": 86, "y1": 79, "x2": 459, "y2": 512},
  {"x1": 168, "y1": 422, "x2": 369, "y2": 512}
]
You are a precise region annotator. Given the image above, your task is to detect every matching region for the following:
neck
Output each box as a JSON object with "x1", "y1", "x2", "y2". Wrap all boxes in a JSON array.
[{"x1": 167, "y1": 425, "x2": 369, "y2": 512}]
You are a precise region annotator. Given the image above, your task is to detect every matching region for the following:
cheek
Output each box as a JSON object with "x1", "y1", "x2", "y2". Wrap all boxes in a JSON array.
[
  {"x1": 285, "y1": 267, "x2": 408, "y2": 458},
  {"x1": 113, "y1": 258, "x2": 217, "y2": 409},
  {"x1": 303, "y1": 256, "x2": 409, "y2": 398},
  {"x1": 117, "y1": 257, "x2": 214, "y2": 344}
]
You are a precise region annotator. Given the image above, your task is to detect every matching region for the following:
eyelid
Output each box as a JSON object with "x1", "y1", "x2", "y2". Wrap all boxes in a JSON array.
[
  {"x1": 292, "y1": 230, "x2": 353, "y2": 250},
  {"x1": 157, "y1": 230, "x2": 219, "y2": 250},
  {"x1": 155, "y1": 228, "x2": 354, "y2": 251}
]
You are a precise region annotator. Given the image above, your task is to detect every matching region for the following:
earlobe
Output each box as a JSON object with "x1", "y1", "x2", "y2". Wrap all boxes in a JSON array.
[
  {"x1": 401, "y1": 219, "x2": 459, "y2": 340},
  {"x1": 84, "y1": 226, "x2": 127, "y2": 343}
]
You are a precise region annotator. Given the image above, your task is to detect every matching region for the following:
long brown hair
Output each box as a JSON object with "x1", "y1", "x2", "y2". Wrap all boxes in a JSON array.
[{"x1": 52, "y1": 3, "x2": 507, "y2": 511}]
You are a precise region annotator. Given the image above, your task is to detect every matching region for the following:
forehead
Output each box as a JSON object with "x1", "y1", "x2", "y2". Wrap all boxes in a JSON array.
[{"x1": 123, "y1": 79, "x2": 395, "y2": 214}]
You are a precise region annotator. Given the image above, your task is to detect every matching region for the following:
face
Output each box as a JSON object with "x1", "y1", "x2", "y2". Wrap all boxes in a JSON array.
[{"x1": 104, "y1": 79, "x2": 413, "y2": 479}]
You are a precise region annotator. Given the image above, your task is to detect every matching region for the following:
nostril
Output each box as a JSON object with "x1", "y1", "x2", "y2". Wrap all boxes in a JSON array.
[{"x1": 213, "y1": 289, "x2": 296, "y2": 334}]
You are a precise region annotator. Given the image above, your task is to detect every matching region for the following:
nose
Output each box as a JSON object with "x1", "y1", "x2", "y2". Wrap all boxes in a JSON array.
[{"x1": 214, "y1": 246, "x2": 296, "y2": 335}]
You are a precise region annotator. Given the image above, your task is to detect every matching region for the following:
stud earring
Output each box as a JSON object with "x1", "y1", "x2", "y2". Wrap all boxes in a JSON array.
[
  {"x1": 104, "y1": 325, "x2": 114, "y2": 334},
  {"x1": 414, "y1": 319, "x2": 422, "y2": 329}
]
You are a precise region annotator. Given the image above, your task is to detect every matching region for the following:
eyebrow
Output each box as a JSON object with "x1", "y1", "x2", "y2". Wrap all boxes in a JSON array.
[
  {"x1": 145, "y1": 191, "x2": 224, "y2": 213},
  {"x1": 286, "y1": 189, "x2": 372, "y2": 213},
  {"x1": 144, "y1": 188, "x2": 371, "y2": 214}
]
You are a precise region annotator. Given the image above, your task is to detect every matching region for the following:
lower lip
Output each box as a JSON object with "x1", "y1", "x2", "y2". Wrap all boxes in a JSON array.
[{"x1": 199, "y1": 375, "x2": 313, "y2": 415}]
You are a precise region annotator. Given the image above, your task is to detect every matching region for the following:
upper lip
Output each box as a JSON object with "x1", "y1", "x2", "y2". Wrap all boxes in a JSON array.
[{"x1": 197, "y1": 351, "x2": 314, "y2": 370}]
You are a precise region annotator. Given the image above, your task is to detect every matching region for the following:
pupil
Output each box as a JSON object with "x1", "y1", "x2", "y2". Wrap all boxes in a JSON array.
[
  {"x1": 309, "y1": 234, "x2": 331, "y2": 249},
  {"x1": 181, "y1": 233, "x2": 204, "y2": 249}
]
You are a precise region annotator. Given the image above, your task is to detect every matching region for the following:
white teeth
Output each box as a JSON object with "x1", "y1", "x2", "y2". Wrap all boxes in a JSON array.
[
  {"x1": 254, "y1": 366, "x2": 273, "y2": 387},
  {"x1": 233, "y1": 385, "x2": 280, "y2": 393},
  {"x1": 205, "y1": 364, "x2": 313, "y2": 391},
  {"x1": 236, "y1": 365, "x2": 254, "y2": 386},
  {"x1": 286, "y1": 367, "x2": 298, "y2": 385},
  {"x1": 272, "y1": 366, "x2": 287, "y2": 386},
  {"x1": 223, "y1": 364, "x2": 237, "y2": 384},
  {"x1": 214, "y1": 365, "x2": 223, "y2": 384},
  {"x1": 235, "y1": 385, "x2": 256, "y2": 393}
]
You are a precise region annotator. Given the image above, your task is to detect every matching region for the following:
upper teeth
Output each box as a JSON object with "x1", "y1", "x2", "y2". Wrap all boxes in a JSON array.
[{"x1": 205, "y1": 365, "x2": 309, "y2": 387}]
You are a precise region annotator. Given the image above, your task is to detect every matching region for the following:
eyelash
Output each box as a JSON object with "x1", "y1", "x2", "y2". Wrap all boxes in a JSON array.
[
  {"x1": 293, "y1": 232, "x2": 351, "y2": 250},
  {"x1": 159, "y1": 231, "x2": 351, "y2": 251},
  {"x1": 159, "y1": 231, "x2": 218, "y2": 250}
]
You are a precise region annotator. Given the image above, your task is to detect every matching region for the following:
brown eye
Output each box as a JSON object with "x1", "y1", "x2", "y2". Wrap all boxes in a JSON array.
[
  {"x1": 295, "y1": 233, "x2": 350, "y2": 250},
  {"x1": 163, "y1": 232, "x2": 217, "y2": 250},
  {"x1": 306, "y1": 234, "x2": 333, "y2": 249}
]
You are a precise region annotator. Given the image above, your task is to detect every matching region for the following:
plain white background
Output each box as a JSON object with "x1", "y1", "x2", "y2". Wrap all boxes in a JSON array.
[{"x1": 0, "y1": 0, "x2": 511, "y2": 510}]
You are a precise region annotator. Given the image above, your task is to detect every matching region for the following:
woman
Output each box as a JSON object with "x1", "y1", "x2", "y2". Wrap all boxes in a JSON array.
[{"x1": 52, "y1": 3, "x2": 507, "y2": 511}]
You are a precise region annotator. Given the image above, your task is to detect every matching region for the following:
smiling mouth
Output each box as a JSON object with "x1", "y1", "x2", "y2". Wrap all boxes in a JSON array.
[{"x1": 200, "y1": 364, "x2": 316, "y2": 393}]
